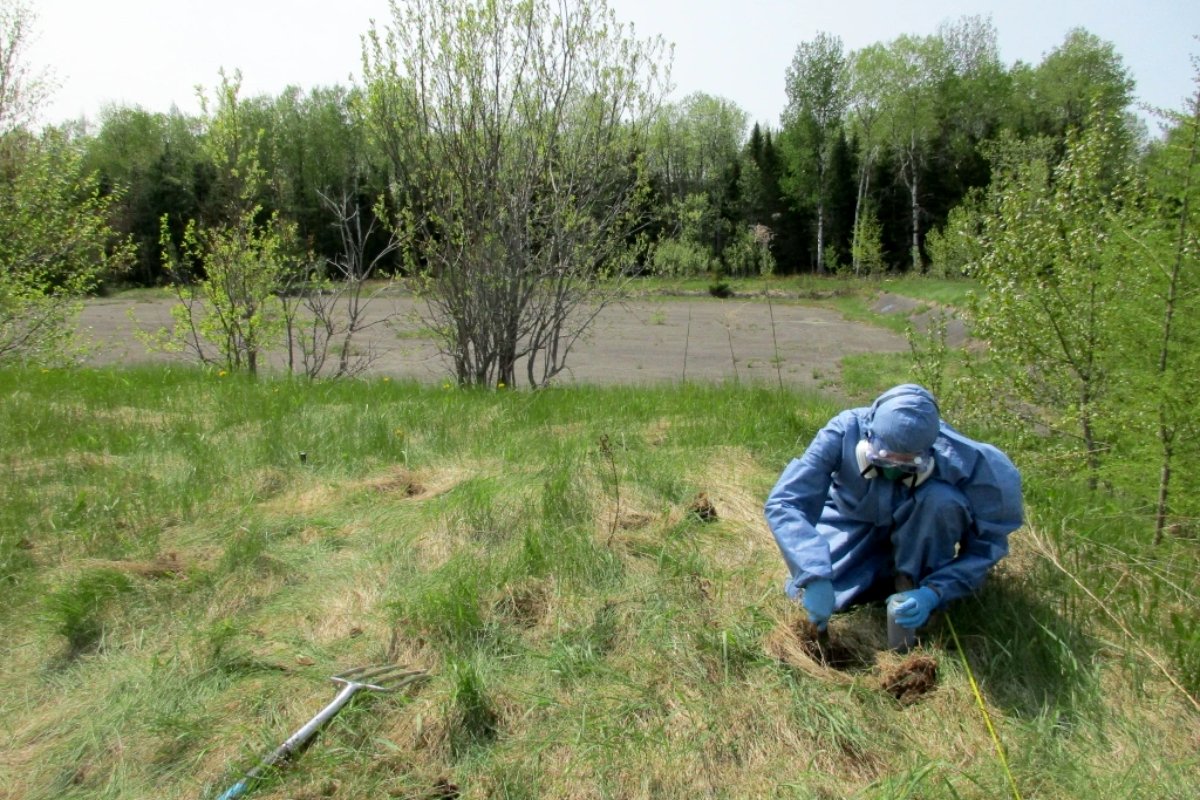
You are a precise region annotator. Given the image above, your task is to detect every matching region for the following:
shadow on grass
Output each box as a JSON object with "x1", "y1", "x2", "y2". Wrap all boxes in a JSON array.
[{"x1": 943, "y1": 575, "x2": 1100, "y2": 719}]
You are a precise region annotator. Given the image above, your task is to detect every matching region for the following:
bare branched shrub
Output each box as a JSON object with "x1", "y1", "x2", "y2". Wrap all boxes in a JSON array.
[
  {"x1": 362, "y1": 0, "x2": 670, "y2": 387},
  {"x1": 282, "y1": 191, "x2": 405, "y2": 379}
]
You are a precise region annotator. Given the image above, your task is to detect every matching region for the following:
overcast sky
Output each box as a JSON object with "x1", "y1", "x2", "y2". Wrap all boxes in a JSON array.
[{"x1": 26, "y1": 0, "x2": 1200, "y2": 131}]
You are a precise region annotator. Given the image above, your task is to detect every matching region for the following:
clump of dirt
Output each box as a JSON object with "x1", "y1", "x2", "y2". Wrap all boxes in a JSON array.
[
  {"x1": 253, "y1": 466, "x2": 289, "y2": 499},
  {"x1": 643, "y1": 417, "x2": 672, "y2": 447},
  {"x1": 880, "y1": 654, "x2": 939, "y2": 704},
  {"x1": 688, "y1": 492, "x2": 718, "y2": 522}
]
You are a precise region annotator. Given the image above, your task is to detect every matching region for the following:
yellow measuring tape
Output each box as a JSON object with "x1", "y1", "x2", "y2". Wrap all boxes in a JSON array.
[{"x1": 946, "y1": 613, "x2": 1023, "y2": 800}]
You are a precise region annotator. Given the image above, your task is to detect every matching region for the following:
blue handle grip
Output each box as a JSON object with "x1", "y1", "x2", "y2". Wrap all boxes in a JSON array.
[{"x1": 216, "y1": 779, "x2": 249, "y2": 800}]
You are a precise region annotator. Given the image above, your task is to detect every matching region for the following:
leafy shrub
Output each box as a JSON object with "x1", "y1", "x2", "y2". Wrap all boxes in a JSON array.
[
  {"x1": 926, "y1": 194, "x2": 984, "y2": 279},
  {"x1": 651, "y1": 237, "x2": 714, "y2": 277},
  {"x1": 0, "y1": 131, "x2": 132, "y2": 365},
  {"x1": 722, "y1": 226, "x2": 775, "y2": 277}
]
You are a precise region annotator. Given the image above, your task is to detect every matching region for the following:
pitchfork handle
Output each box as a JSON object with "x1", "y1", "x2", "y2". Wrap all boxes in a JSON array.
[{"x1": 215, "y1": 683, "x2": 360, "y2": 800}]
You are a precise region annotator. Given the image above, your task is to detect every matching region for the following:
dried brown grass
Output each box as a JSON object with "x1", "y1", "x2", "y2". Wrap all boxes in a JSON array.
[{"x1": 260, "y1": 464, "x2": 469, "y2": 519}]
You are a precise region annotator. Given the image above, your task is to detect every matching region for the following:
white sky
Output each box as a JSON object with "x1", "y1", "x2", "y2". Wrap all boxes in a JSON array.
[{"x1": 26, "y1": 0, "x2": 1200, "y2": 131}]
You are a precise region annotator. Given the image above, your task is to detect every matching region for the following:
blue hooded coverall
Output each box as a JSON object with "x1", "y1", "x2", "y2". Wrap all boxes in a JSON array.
[{"x1": 763, "y1": 385, "x2": 1024, "y2": 612}]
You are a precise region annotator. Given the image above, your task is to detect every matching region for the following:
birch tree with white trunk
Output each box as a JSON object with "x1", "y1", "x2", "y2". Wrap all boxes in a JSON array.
[
  {"x1": 783, "y1": 32, "x2": 847, "y2": 273},
  {"x1": 876, "y1": 33, "x2": 947, "y2": 272}
]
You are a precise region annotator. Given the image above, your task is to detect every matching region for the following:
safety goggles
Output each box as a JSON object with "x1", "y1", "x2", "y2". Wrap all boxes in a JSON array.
[{"x1": 864, "y1": 436, "x2": 928, "y2": 475}]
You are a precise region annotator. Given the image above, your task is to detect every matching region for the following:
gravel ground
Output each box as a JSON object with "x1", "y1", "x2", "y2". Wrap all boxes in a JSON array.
[{"x1": 76, "y1": 291, "x2": 911, "y2": 388}]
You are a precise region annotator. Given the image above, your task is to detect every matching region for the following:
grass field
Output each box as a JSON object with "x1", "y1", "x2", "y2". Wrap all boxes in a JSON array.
[{"x1": 1, "y1": 363, "x2": 1197, "y2": 799}]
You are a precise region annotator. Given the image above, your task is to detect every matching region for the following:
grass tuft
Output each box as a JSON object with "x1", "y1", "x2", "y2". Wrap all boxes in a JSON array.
[{"x1": 44, "y1": 567, "x2": 134, "y2": 657}]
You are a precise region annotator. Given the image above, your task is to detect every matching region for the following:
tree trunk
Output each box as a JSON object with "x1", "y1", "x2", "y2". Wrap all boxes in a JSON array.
[
  {"x1": 909, "y1": 163, "x2": 921, "y2": 272},
  {"x1": 1080, "y1": 387, "x2": 1098, "y2": 492},
  {"x1": 816, "y1": 196, "x2": 825, "y2": 274},
  {"x1": 1153, "y1": 94, "x2": 1198, "y2": 543},
  {"x1": 1155, "y1": 430, "x2": 1173, "y2": 544},
  {"x1": 852, "y1": 168, "x2": 865, "y2": 275},
  {"x1": 851, "y1": 153, "x2": 873, "y2": 275}
]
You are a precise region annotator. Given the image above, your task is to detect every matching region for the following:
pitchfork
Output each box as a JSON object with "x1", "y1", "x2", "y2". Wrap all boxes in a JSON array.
[{"x1": 215, "y1": 664, "x2": 426, "y2": 800}]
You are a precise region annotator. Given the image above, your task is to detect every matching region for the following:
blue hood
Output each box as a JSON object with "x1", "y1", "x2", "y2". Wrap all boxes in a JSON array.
[{"x1": 867, "y1": 384, "x2": 941, "y2": 455}]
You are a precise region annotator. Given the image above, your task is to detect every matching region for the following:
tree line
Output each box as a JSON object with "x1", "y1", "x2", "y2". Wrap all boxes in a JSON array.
[{"x1": 38, "y1": 15, "x2": 1140, "y2": 288}]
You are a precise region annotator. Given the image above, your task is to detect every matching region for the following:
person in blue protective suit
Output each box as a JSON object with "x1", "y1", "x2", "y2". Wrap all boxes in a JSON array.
[{"x1": 763, "y1": 384, "x2": 1023, "y2": 645}]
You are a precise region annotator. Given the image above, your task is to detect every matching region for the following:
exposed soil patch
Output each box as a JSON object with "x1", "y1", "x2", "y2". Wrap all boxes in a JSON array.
[
  {"x1": 794, "y1": 620, "x2": 866, "y2": 670},
  {"x1": 368, "y1": 471, "x2": 425, "y2": 497},
  {"x1": 880, "y1": 654, "x2": 939, "y2": 704},
  {"x1": 617, "y1": 510, "x2": 654, "y2": 530},
  {"x1": 366, "y1": 466, "x2": 470, "y2": 503},
  {"x1": 765, "y1": 615, "x2": 875, "y2": 682},
  {"x1": 87, "y1": 553, "x2": 185, "y2": 579},
  {"x1": 688, "y1": 491, "x2": 718, "y2": 522},
  {"x1": 293, "y1": 780, "x2": 340, "y2": 799},
  {"x1": 494, "y1": 580, "x2": 550, "y2": 628},
  {"x1": 427, "y1": 777, "x2": 461, "y2": 799}
]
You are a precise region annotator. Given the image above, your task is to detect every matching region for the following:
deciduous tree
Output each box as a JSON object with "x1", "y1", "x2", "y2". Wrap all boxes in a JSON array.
[
  {"x1": 1118, "y1": 78, "x2": 1200, "y2": 541},
  {"x1": 1026, "y1": 28, "x2": 1136, "y2": 142},
  {"x1": 783, "y1": 32, "x2": 847, "y2": 272},
  {"x1": 362, "y1": 0, "x2": 669, "y2": 387},
  {"x1": 966, "y1": 114, "x2": 1134, "y2": 484},
  {"x1": 876, "y1": 33, "x2": 948, "y2": 271},
  {"x1": 151, "y1": 71, "x2": 300, "y2": 376},
  {"x1": 0, "y1": 0, "x2": 50, "y2": 135},
  {"x1": 846, "y1": 43, "x2": 889, "y2": 274},
  {"x1": 1, "y1": 130, "x2": 130, "y2": 364},
  {"x1": 0, "y1": 2, "x2": 130, "y2": 364}
]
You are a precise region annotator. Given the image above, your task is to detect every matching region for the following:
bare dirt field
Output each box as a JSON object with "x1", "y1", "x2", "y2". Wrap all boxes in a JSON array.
[{"x1": 76, "y1": 291, "x2": 911, "y2": 388}]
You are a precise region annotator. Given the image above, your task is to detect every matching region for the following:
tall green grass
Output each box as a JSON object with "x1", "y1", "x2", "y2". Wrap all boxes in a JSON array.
[{"x1": 0, "y1": 365, "x2": 1195, "y2": 799}]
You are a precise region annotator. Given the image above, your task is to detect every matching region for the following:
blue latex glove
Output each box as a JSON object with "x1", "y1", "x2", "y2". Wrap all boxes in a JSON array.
[
  {"x1": 802, "y1": 578, "x2": 835, "y2": 630},
  {"x1": 888, "y1": 586, "x2": 940, "y2": 629}
]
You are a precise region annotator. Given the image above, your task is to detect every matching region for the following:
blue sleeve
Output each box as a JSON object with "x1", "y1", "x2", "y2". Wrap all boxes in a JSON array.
[
  {"x1": 763, "y1": 414, "x2": 848, "y2": 590},
  {"x1": 923, "y1": 444, "x2": 1024, "y2": 604}
]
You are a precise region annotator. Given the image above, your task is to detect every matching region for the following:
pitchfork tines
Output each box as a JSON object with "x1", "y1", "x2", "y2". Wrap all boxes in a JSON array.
[
  {"x1": 333, "y1": 663, "x2": 426, "y2": 692},
  {"x1": 215, "y1": 663, "x2": 426, "y2": 800}
]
